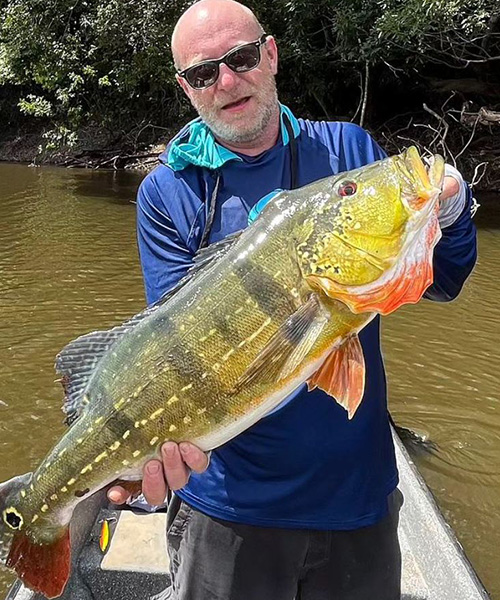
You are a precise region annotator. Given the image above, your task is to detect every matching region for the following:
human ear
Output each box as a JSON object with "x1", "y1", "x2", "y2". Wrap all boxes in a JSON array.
[{"x1": 265, "y1": 36, "x2": 279, "y2": 75}]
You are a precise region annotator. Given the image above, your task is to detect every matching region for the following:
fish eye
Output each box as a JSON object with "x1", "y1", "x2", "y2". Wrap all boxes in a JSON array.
[
  {"x1": 2, "y1": 508, "x2": 23, "y2": 530},
  {"x1": 338, "y1": 181, "x2": 357, "y2": 197}
]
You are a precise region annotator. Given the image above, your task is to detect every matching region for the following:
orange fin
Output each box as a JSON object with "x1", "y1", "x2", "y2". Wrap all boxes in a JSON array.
[
  {"x1": 6, "y1": 526, "x2": 70, "y2": 598},
  {"x1": 308, "y1": 213, "x2": 441, "y2": 316},
  {"x1": 307, "y1": 335, "x2": 365, "y2": 419}
]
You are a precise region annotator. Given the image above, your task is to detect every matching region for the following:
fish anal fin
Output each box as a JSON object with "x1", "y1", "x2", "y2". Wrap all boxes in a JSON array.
[
  {"x1": 232, "y1": 295, "x2": 328, "y2": 393},
  {"x1": 307, "y1": 214, "x2": 441, "y2": 316},
  {"x1": 7, "y1": 526, "x2": 70, "y2": 598},
  {"x1": 307, "y1": 335, "x2": 365, "y2": 419}
]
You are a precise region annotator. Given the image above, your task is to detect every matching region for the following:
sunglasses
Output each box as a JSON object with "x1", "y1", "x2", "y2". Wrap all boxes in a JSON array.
[{"x1": 177, "y1": 34, "x2": 269, "y2": 90}]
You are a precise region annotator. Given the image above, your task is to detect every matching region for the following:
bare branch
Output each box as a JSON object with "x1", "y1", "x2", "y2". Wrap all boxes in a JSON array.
[
  {"x1": 359, "y1": 62, "x2": 370, "y2": 128},
  {"x1": 471, "y1": 162, "x2": 489, "y2": 188},
  {"x1": 455, "y1": 115, "x2": 480, "y2": 162}
]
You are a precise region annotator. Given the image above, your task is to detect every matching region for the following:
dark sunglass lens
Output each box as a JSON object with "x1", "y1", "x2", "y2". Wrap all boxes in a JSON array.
[
  {"x1": 227, "y1": 45, "x2": 260, "y2": 72},
  {"x1": 186, "y1": 62, "x2": 218, "y2": 89}
]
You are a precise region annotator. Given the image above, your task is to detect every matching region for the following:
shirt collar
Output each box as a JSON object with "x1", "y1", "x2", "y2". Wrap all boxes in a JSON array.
[{"x1": 165, "y1": 103, "x2": 300, "y2": 172}]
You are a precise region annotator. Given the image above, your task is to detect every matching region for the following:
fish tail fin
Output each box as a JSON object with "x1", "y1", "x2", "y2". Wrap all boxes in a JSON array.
[{"x1": 7, "y1": 526, "x2": 71, "y2": 598}]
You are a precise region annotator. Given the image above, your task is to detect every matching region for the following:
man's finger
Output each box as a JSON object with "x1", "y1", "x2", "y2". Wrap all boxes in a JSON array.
[
  {"x1": 107, "y1": 485, "x2": 130, "y2": 505},
  {"x1": 142, "y1": 459, "x2": 168, "y2": 505},
  {"x1": 162, "y1": 442, "x2": 191, "y2": 490},
  {"x1": 179, "y1": 442, "x2": 210, "y2": 473}
]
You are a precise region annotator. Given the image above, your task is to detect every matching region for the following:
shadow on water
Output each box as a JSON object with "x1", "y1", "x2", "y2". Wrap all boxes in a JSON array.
[
  {"x1": 474, "y1": 192, "x2": 500, "y2": 230},
  {"x1": 49, "y1": 166, "x2": 146, "y2": 204}
]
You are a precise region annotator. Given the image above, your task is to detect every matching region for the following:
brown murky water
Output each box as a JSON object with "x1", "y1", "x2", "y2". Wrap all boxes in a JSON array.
[{"x1": 0, "y1": 163, "x2": 498, "y2": 597}]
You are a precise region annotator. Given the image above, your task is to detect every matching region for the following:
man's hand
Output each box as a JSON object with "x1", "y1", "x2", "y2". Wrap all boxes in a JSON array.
[
  {"x1": 107, "y1": 442, "x2": 210, "y2": 506},
  {"x1": 440, "y1": 175, "x2": 460, "y2": 202}
]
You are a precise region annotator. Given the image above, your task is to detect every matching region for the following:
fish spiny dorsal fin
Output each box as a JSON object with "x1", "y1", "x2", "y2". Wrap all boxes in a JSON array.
[
  {"x1": 56, "y1": 230, "x2": 244, "y2": 426},
  {"x1": 192, "y1": 230, "x2": 243, "y2": 269}
]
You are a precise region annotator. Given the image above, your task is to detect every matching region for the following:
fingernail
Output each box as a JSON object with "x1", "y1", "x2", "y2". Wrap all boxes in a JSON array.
[
  {"x1": 164, "y1": 443, "x2": 176, "y2": 458},
  {"x1": 109, "y1": 491, "x2": 121, "y2": 503},
  {"x1": 179, "y1": 443, "x2": 189, "y2": 455},
  {"x1": 147, "y1": 462, "x2": 160, "y2": 475}
]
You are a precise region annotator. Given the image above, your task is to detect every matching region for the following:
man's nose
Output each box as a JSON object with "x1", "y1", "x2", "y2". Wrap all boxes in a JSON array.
[{"x1": 217, "y1": 63, "x2": 238, "y2": 90}]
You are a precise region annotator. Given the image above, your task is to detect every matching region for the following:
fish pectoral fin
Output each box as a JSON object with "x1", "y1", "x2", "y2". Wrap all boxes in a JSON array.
[
  {"x1": 7, "y1": 525, "x2": 70, "y2": 598},
  {"x1": 307, "y1": 335, "x2": 365, "y2": 419},
  {"x1": 232, "y1": 295, "x2": 328, "y2": 392}
]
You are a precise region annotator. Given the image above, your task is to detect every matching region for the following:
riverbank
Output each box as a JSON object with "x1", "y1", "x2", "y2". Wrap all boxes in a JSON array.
[
  {"x1": 1, "y1": 123, "x2": 499, "y2": 191},
  {"x1": 0, "y1": 124, "x2": 171, "y2": 171}
]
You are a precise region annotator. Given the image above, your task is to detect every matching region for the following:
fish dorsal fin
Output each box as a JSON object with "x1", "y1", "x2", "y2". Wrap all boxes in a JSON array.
[
  {"x1": 192, "y1": 230, "x2": 243, "y2": 269},
  {"x1": 232, "y1": 295, "x2": 328, "y2": 392},
  {"x1": 56, "y1": 298, "x2": 171, "y2": 425},
  {"x1": 57, "y1": 230, "x2": 244, "y2": 425},
  {"x1": 56, "y1": 327, "x2": 129, "y2": 425}
]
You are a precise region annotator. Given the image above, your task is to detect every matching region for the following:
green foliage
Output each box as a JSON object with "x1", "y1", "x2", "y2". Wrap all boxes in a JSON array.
[
  {"x1": 18, "y1": 94, "x2": 53, "y2": 117},
  {"x1": 0, "y1": 0, "x2": 498, "y2": 147},
  {"x1": 254, "y1": 0, "x2": 499, "y2": 118},
  {"x1": 0, "y1": 0, "x2": 190, "y2": 138}
]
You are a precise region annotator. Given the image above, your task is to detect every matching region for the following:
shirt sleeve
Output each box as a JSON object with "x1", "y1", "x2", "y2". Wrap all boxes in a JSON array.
[
  {"x1": 424, "y1": 181, "x2": 477, "y2": 302},
  {"x1": 437, "y1": 164, "x2": 467, "y2": 228},
  {"x1": 136, "y1": 172, "x2": 195, "y2": 305}
]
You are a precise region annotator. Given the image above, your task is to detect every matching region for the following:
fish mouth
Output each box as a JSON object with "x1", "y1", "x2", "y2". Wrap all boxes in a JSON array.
[{"x1": 398, "y1": 146, "x2": 444, "y2": 211}]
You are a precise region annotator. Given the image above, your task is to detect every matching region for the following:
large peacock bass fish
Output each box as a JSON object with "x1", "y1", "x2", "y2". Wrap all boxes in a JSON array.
[{"x1": 0, "y1": 147, "x2": 444, "y2": 597}]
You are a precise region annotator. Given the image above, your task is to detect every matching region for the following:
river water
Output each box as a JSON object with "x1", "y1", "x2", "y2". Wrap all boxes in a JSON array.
[{"x1": 0, "y1": 163, "x2": 498, "y2": 597}]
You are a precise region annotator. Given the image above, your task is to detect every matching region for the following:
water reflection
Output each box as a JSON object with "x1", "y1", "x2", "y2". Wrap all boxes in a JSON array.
[{"x1": 0, "y1": 164, "x2": 498, "y2": 597}]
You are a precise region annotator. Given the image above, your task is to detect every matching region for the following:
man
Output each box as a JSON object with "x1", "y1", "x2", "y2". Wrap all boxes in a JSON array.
[{"x1": 109, "y1": 1, "x2": 477, "y2": 598}]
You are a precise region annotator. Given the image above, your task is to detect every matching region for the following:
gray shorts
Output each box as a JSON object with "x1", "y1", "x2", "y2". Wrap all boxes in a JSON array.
[{"x1": 160, "y1": 490, "x2": 403, "y2": 600}]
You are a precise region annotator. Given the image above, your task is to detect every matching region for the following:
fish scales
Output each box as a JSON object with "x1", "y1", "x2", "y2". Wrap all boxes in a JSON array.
[
  {"x1": 0, "y1": 178, "x2": 387, "y2": 518},
  {"x1": 0, "y1": 147, "x2": 446, "y2": 598}
]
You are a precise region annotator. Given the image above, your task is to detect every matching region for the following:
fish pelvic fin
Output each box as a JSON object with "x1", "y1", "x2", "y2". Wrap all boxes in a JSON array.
[
  {"x1": 307, "y1": 334, "x2": 365, "y2": 419},
  {"x1": 307, "y1": 210, "x2": 441, "y2": 316},
  {"x1": 232, "y1": 295, "x2": 328, "y2": 392},
  {"x1": 7, "y1": 525, "x2": 71, "y2": 598}
]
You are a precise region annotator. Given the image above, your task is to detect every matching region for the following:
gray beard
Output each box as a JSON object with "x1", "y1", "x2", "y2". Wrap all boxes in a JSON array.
[{"x1": 195, "y1": 83, "x2": 279, "y2": 146}]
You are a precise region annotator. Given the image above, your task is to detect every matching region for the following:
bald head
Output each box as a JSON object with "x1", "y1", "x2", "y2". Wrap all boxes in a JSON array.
[
  {"x1": 172, "y1": 0, "x2": 264, "y2": 70},
  {"x1": 171, "y1": 0, "x2": 280, "y2": 152}
]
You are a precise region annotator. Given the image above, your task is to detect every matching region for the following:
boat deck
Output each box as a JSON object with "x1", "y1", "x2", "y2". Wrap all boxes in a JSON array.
[{"x1": 5, "y1": 432, "x2": 490, "y2": 600}]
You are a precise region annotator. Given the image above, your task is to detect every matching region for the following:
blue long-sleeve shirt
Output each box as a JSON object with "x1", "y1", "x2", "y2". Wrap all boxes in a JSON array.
[{"x1": 136, "y1": 120, "x2": 477, "y2": 529}]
